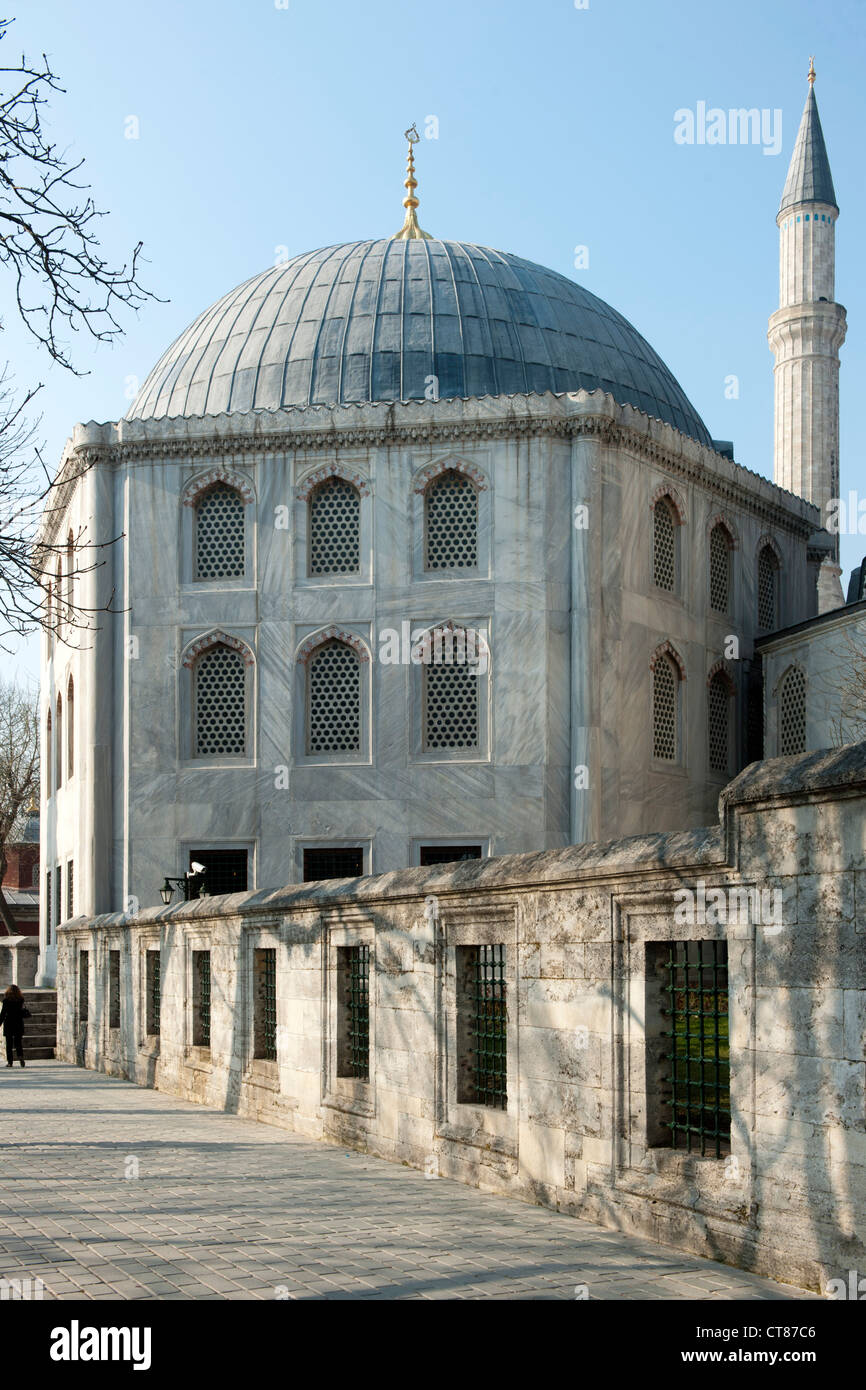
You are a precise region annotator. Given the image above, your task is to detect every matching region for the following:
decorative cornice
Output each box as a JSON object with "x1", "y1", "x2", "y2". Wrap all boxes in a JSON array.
[
  {"x1": 413, "y1": 458, "x2": 488, "y2": 493},
  {"x1": 296, "y1": 626, "x2": 371, "y2": 664},
  {"x1": 651, "y1": 639, "x2": 686, "y2": 679},
  {"x1": 295, "y1": 462, "x2": 371, "y2": 500},
  {"x1": 181, "y1": 629, "x2": 256, "y2": 668},
  {"x1": 182, "y1": 466, "x2": 255, "y2": 507}
]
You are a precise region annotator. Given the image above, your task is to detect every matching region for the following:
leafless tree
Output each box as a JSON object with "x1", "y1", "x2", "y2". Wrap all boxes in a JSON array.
[
  {"x1": 0, "y1": 677, "x2": 38, "y2": 934},
  {"x1": 0, "y1": 16, "x2": 156, "y2": 645}
]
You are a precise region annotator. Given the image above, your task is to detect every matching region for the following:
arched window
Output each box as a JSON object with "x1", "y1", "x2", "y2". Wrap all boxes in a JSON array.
[
  {"x1": 652, "y1": 650, "x2": 682, "y2": 762},
  {"x1": 423, "y1": 636, "x2": 480, "y2": 751},
  {"x1": 709, "y1": 524, "x2": 732, "y2": 614},
  {"x1": 66, "y1": 531, "x2": 74, "y2": 619},
  {"x1": 307, "y1": 641, "x2": 361, "y2": 754},
  {"x1": 194, "y1": 484, "x2": 245, "y2": 580},
  {"x1": 757, "y1": 545, "x2": 779, "y2": 630},
  {"x1": 46, "y1": 709, "x2": 52, "y2": 798},
  {"x1": 55, "y1": 694, "x2": 63, "y2": 790},
  {"x1": 707, "y1": 671, "x2": 734, "y2": 774},
  {"x1": 652, "y1": 497, "x2": 679, "y2": 592},
  {"x1": 67, "y1": 676, "x2": 75, "y2": 779},
  {"x1": 424, "y1": 469, "x2": 478, "y2": 571},
  {"x1": 309, "y1": 476, "x2": 360, "y2": 575},
  {"x1": 194, "y1": 643, "x2": 247, "y2": 756},
  {"x1": 56, "y1": 559, "x2": 63, "y2": 633},
  {"x1": 778, "y1": 666, "x2": 806, "y2": 756}
]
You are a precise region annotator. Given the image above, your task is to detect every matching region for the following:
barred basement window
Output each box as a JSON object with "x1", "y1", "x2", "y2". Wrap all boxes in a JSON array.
[
  {"x1": 55, "y1": 865, "x2": 61, "y2": 928},
  {"x1": 193, "y1": 950, "x2": 211, "y2": 1048},
  {"x1": 303, "y1": 847, "x2": 364, "y2": 881},
  {"x1": 778, "y1": 666, "x2": 806, "y2": 755},
  {"x1": 425, "y1": 470, "x2": 478, "y2": 570},
  {"x1": 253, "y1": 948, "x2": 277, "y2": 1061},
  {"x1": 652, "y1": 654, "x2": 680, "y2": 761},
  {"x1": 709, "y1": 524, "x2": 731, "y2": 613},
  {"x1": 78, "y1": 950, "x2": 89, "y2": 1024},
  {"x1": 307, "y1": 641, "x2": 361, "y2": 754},
  {"x1": 757, "y1": 545, "x2": 778, "y2": 630},
  {"x1": 309, "y1": 477, "x2": 360, "y2": 576},
  {"x1": 194, "y1": 645, "x2": 246, "y2": 756},
  {"x1": 648, "y1": 941, "x2": 730, "y2": 1157},
  {"x1": 707, "y1": 673, "x2": 732, "y2": 774},
  {"x1": 45, "y1": 868, "x2": 52, "y2": 944},
  {"x1": 108, "y1": 950, "x2": 121, "y2": 1030},
  {"x1": 653, "y1": 498, "x2": 677, "y2": 591},
  {"x1": 424, "y1": 657, "x2": 479, "y2": 751},
  {"x1": 195, "y1": 484, "x2": 245, "y2": 580},
  {"x1": 419, "y1": 845, "x2": 482, "y2": 866},
  {"x1": 337, "y1": 944, "x2": 370, "y2": 1080},
  {"x1": 146, "y1": 951, "x2": 161, "y2": 1036},
  {"x1": 457, "y1": 944, "x2": 507, "y2": 1109},
  {"x1": 66, "y1": 860, "x2": 74, "y2": 920}
]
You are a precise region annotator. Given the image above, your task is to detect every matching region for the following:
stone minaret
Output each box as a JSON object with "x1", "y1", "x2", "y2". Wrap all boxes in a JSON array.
[{"x1": 768, "y1": 61, "x2": 847, "y2": 612}]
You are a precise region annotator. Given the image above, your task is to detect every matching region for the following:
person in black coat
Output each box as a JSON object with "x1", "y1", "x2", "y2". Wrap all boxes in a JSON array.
[{"x1": 0, "y1": 984, "x2": 28, "y2": 1067}]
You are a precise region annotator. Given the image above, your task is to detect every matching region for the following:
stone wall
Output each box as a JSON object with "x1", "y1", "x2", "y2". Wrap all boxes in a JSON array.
[{"x1": 57, "y1": 743, "x2": 866, "y2": 1294}]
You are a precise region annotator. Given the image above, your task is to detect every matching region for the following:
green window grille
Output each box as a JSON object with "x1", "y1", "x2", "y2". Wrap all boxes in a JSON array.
[
  {"x1": 470, "y1": 944, "x2": 507, "y2": 1109},
  {"x1": 259, "y1": 948, "x2": 277, "y2": 1060},
  {"x1": 148, "y1": 952, "x2": 161, "y2": 1036},
  {"x1": 343, "y1": 944, "x2": 370, "y2": 1080},
  {"x1": 195, "y1": 951, "x2": 211, "y2": 1048},
  {"x1": 661, "y1": 941, "x2": 730, "y2": 1156},
  {"x1": 79, "y1": 950, "x2": 89, "y2": 1024}
]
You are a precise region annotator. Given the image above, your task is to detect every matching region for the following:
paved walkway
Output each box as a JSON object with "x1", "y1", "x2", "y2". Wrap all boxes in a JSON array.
[{"x1": 0, "y1": 1062, "x2": 813, "y2": 1301}]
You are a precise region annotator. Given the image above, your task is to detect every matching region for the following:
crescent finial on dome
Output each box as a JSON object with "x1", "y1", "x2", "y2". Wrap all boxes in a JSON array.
[{"x1": 392, "y1": 123, "x2": 432, "y2": 240}]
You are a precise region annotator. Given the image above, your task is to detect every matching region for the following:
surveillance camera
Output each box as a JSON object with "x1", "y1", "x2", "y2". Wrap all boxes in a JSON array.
[{"x1": 189, "y1": 862, "x2": 206, "y2": 876}]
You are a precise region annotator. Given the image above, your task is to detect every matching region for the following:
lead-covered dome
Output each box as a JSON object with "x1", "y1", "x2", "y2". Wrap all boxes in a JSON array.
[{"x1": 128, "y1": 238, "x2": 712, "y2": 445}]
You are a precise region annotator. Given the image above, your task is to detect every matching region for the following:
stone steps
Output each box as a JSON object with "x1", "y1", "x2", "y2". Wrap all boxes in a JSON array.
[{"x1": 9, "y1": 989, "x2": 57, "y2": 1060}]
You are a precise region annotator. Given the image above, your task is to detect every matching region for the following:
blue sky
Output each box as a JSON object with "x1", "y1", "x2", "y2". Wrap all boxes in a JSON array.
[{"x1": 5, "y1": 0, "x2": 865, "y2": 681}]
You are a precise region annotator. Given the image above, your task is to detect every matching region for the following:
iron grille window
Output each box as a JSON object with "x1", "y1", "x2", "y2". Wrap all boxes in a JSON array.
[
  {"x1": 708, "y1": 525, "x2": 731, "y2": 613},
  {"x1": 419, "y1": 845, "x2": 483, "y2": 866},
  {"x1": 108, "y1": 949, "x2": 121, "y2": 1030},
  {"x1": 46, "y1": 711, "x2": 52, "y2": 798},
  {"x1": 195, "y1": 484, "x2": 245, "y2": 580},
  {"x1": 254, "y1": 948, "x2": 277, "y2": 1060},
  {"x1": 425, "y1": 470, "x2": 478, "y2": 570},
  {"x1": 79, "y1": 950, "x2": 89, "y2": 1024},
  {"x1": 309, "y1": 477, "x2": 361, "y2": 575},
  {"x1": 653, "y1": 498, "x2": 677, "y2": 591},
  {"x1": 457, "y1": 944, "x2": 507, "y2": 1109},
  {"x1": 652, "y1": 655, "x2": 679, "y2": 761},
  {"x1": 337, "y1": 944, "x2": 370, "y2": 1080},
  {"x1": 707, "y1": 674, "x2": 731, "y2": 774},
  {"x1": 194, "y1": 645, "x2": 246, "y2": 756},
  {"x1": 55, "y1": 695, "x2": 62, "y2": 790},
  {"x1": 424, "y1": 657, "x2": 479, "y2": 751},
  {"x1": 146, "y1": 951, "x2": 161, "y2": 1036},
  {"x1": 66, "y1": 861, "x2": 74, "y2": 920},
  {"x1": 193, "y1": 950, "x2": 211, "y2": 1048},
  {"x1": 55, "y1": 865, "x2": 62, "y2": 927},
  {"x1": 658, "y1": 941, "x2": 730, "y2": 1157},
  {"x1": 757, "y1": 546, "x2": 778, "y2": 630},
  {"x1": 45, "y1": 869, "x2": 52, "y2": 943},
  {"x1": 188, "y1": 849, "x2": 248, "y2": 897},
  {"x1": 778, "y1": 666, "x2": 806, "y2": 755},
  {"x1": 303, "y1": 847, "x2": 364, "y2": 881},
  {"x1": 67, "y1": 677, "x2": 74, "y2": 778},
  {"x1": 307, "y1": 641, "x2": 361, "y2": 754}
]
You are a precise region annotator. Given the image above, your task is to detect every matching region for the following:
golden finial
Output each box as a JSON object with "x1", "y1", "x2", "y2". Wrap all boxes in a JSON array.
[
  {"x1": 808, "y1": 55, "x2": 816, "y2": 85},
  {"x1": 392, "y1": 124, "x2": 432, "y2": 241}
]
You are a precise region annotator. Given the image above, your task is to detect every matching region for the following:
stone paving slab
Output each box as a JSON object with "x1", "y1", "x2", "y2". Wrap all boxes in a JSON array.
[{"x1": 0, "y1": 1062, "x2": 816, "y2": 1302}]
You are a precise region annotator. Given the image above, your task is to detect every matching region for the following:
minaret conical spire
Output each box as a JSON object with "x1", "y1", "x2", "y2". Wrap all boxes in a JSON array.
[{"x1": 779, "y1": 61, "x2": 838, "y2": 214}]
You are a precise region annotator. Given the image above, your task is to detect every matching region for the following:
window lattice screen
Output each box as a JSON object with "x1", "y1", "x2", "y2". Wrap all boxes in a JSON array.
[
  {"x1": 425, "y1": 470, "x2": 478, "y2": 570},
  {"x1": 707, "y1": 675, "x2": 730, "y2": 773},
  {"x1": 709, "y1": 526, "x2": 730, "y2": 613},
  {"x1": 424, "y1": 657, "x2": 479, "y2": 751},
  {"x1": 653, "y1": 499, "x2": 676, "y2": 591},
  {"x1": 308, "y1": 642, "x2": 361, "y2": 754},
  {"x1": 757, "y1": 547, "x2": 777, "y2": 630},
  {"x1": 653, "y1": 656, "x2": 678, "y2": 761},
  {"x1": 309, "y1": 478, "x2": 360, "y2": 575},
  {"x1": 195, "y1": 645, "x2": 246, "y2": 756},
  {"x1": 195, "y1": 485, "x2": 245, "y2": 580},
  {"x1": 778, "y1": 667, "x2": 806, "y2": 756}
]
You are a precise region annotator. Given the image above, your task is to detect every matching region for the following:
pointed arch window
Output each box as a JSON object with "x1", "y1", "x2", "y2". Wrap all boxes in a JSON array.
[
  {"x1": 652, "y1": 497, "x2": 680, "y2": 592},
  {"x1": 56, "y1": 559, "x2": 63, "y2": 634},
  {"x1": 67, "y1": 676, "x2": 75, "y2": 779},
  {"x1": 652, "y1": 648, "x2": 683, "y2": 762},
  {"x1": 707, "y1": 670, "x2": 735, "y2": 774},
  {"x1": 757, "y1": 545, "x2": 780, "y2": 631},
  {"x1": 709, "y1": 524, "x2": 733, "y2": 614},
  {"x1": 193, "y1": 643, "x2": 247, "y2": 756},
  {"x1": 194, "y1": 483, "x2": 245, "y2": 580},
  {"x1": 55, "y1": 694, "x2": 63, "y2": 790},
  {"x1": 309, "y1": 476, "x2": 361, "y2": 575},
  {"x1": 307, "y1": 640, "x2": 362, "y2": 754},
  {"x1": 425, "y1": 469, "x2": 478, "y2": 570},
  {"x1": 778, "y1": 666, "x2": 806, "y2": 756},
  {"x1": 46, "y1": 709, "x2": 53, "y2": 798},
  {"x1": 66, "y1": 530, "x2": 74, "y2": 618}
]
